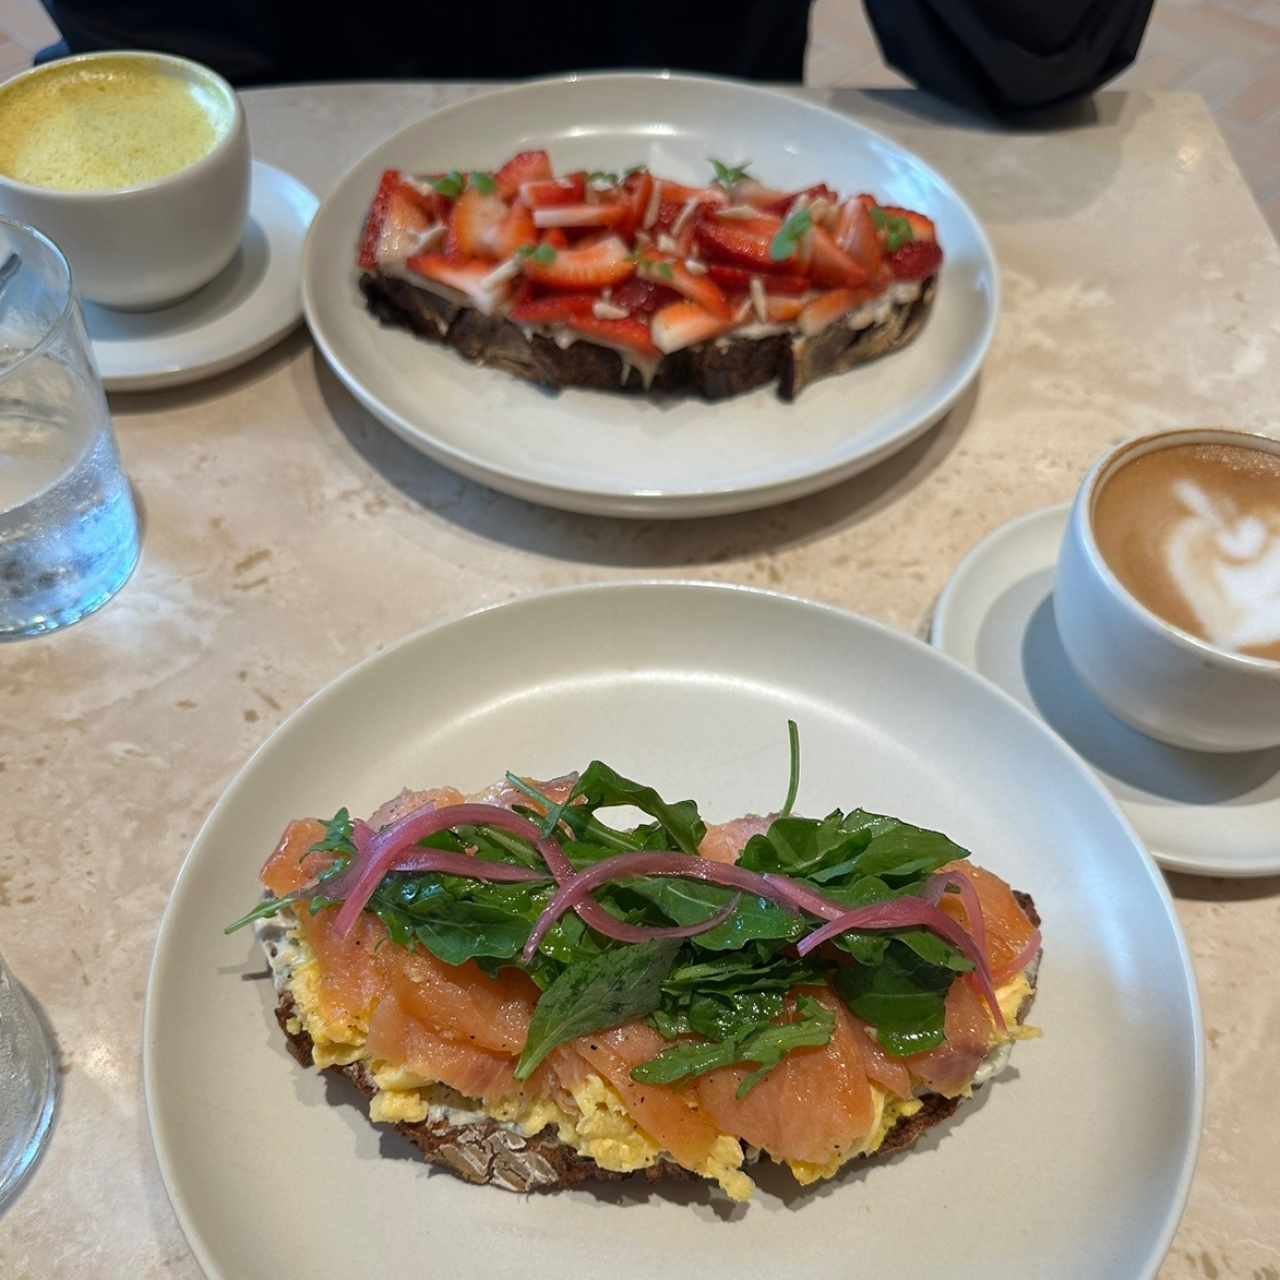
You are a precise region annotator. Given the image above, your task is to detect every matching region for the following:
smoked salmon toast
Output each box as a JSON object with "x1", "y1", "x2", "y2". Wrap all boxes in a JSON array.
[
  {"x1": 230, "y1": 736, "x2": 1040, "y2": 1201},
  {"x1": 358, "y1": 153, "x2": 941, "y2": 400}
]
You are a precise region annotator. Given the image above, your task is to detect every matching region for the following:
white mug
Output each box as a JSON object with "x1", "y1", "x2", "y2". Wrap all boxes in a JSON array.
[
  {"x1": 0, "y1": 51, "x2": 250, "y2": 310},
  {"x1": 1055, "y1": 427, "x2": 1280, "y2": 753}
]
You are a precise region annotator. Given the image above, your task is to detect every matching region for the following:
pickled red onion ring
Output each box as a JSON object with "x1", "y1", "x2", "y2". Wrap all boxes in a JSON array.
[
  {"x1": 1002, "y1": 926, "x2": 1042, "y2": 982},
  {"x1": 796, "y1": 903, "x2": 1004, "y2": 1031},
  {"x1": 924, "y1": 871, "x2": 988, "y2": 968},
  {"x1": 330, "y1": 801, "x2": 735, "y2": 947},
  {"x1": 520, "y1": 851, "x2": 1001, "y2": 1029}
]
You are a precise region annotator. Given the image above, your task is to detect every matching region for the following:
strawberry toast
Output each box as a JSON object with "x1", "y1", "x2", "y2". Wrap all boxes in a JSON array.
[
  {"x1": 356, "y1": 153, "x2": 942, "y2": 401},
  {"x1": 230, "y1": 731, "x2": 1041, "y2": 1201}
]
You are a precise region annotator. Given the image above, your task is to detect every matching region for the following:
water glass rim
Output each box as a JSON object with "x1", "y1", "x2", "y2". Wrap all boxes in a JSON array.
[{"x1": 0, "y1": 217, "x2": 76, "y2": 382}]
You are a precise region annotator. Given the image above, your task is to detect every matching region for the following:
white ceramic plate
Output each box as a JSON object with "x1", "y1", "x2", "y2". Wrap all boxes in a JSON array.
[
  {"x1": 933, "y1": 504, "x2": 1280, "y2": 877},
  {"x1": 88, "y1": 161, "x2": 316, "y2": 391},
  {"x1": 146, "y1": 583, "x2": 1200, "y2": 1279},
  {"x1": 302, "y1": 74, "x2": 998, "y2": 517}
]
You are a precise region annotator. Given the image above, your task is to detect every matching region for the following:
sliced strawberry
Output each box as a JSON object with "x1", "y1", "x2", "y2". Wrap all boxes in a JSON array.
[
  {"x1": 636, "y1": 254, "x2": 732, "y2": 319},
  {"x1": 495, "y1": 150, "x2": 552, "y2": 200},
  {"x1": 616, "y1": 170, "x2": 654, "y2": 237},
  {"x1": 564, "y1": 313, "x2": 660, "y2": 358},
  {"x1": 660, "y1": 180, "x2": 729, "y2": 207},
  {"x1": 532, "y1": 202, "x2": 628, "y2": 229},
  {"x1": 887, "y1": 239, "x2": 944, "y2": 281},
  {"x1": 358, "y1": 170, "x2": 437, "y2": 270},
  {"x1": 508, "y1": 293, "x2": 599, "y2": 325},
  {"x1": 694, "y1": 215, "x2": 782, "y2": 271},
  {"x1": 733, "y1": 179, "x2": 792, "y2": 212},
  {"x1": 489, "y1": 202, "x2": 537, "y2": 258},
  {"x1": 764, "y1": 295, "x2": 806, "y2": 323},
  {"x1": 705, "y1": 264, "x2": 809, "y2": 295},
  {"x1": 808, "y1": 225, "x2": 868, "y2": 289},
  {"x1": 833, "y1": 198, "x2": 883, "y2": 277},
  {"x1": 797, "y1": 287, "x2": 876, "y2": 336},
  {"x1": 519, "y1": 174, "x2": 586, "y2": 207},
  {"x1": 522, "y1": 234, "x2": 635, "y2": 290},
  {"x1": 610, "y1": 277, "x2": 680, "y2": 315},
  {"x1": 879, "y1": 205, "x2": 937, "y2": 242},
  {"x1": 446, "y1": 186, "x2": 512, "y2": 260},
  {"x1": 650, "y1": 300, "x2": 733, "y2": 354},
  {"x1": 652, "y1": 200, "x2": 687, "y2": 234},
  {"x1": 795, "y1": 182, "x2": 839, "y2": 206},
  {"x1": 406, "y1": 253, "x2": 512, "y2": 312}
]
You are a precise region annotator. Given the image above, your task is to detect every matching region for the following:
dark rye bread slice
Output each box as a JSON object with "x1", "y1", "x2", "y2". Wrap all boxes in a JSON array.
[
  {"x1": 265, "y1": 890, "x2": 1038, "y2": 1197},
  {"x1": 360, "y1": 272, "x2": 937, "y2": 402}
]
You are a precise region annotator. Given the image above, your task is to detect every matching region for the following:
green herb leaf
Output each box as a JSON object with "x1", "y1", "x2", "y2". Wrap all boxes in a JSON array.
[
  {"x1": 304, "y1": 807, "x2": 356, "y2": 859},
  {"x1": 710, "y1": 158, "x2": 752, "y2": 187},
  {"x1": 780, "y1": 720, "x2": 800, "y2": 818},
  {"x1": 769, "y1": 209, "x2": 813, "y2": 262},
  {"x1": 469, "y1": 171, "x2": 497, "y2": 196},
  {"x1": 574, "y1": 761, "x2": 707, "y2": 855},
  {"x1": 835, "y1": 941, "x2": 953, "y2": 1057},
  {"x1": 622, "y1": 164, "x2": 646, "y2": 179},
  {"x1": 517, "y1": 243, "x2": 556, "y2": 265},
  {"x1": 621, "y1": 877, "x2": 803, "y2": 950},
  {"x1": 588, "y1": 170, "x2": 619, "y2": 185},
  {"x1": 430, "y1": 171, "x2": 464, "y2": 199},
  {"x1": 630, "y1": 993, "x2": 835, "y2": 1097},
  {"x1": 516, "y1": 939, "x2": 682, "y2": 1079},
  {"x1": 869, "y1": 206, "x2": 914, "y2": 253}
]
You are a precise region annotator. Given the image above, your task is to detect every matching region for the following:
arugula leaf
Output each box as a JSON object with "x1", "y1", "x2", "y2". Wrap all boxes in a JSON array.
[
  {"x1": 517, "y1": 243, "x2": 557, "y2": 266},
  {"x1": 835, "y1": 942, "x2": 953, "y2": 1057},
  {"x1": 469, "y1": 171, "x2": 497, "y2": 195},
  {"x1": 870, "y1": 206, "x2": 914, "y2": 253},
  {"x1": 225, "y1": 810, "x2": 354, "y2": 933},
  {"x1": 574, "y1": 761, "x2": 706, "y2": 855},
  {"x1": 430, "y1": 171, "x2": 464, "y2": 199},
  {"x1": 769, "y1": 209, "x2": 812, "y2": 262},
  {"x1": 303, "y1": 807, "x2": 356, "y2": 860},
  {"x1": 710, "y1": 158, "x2": 752, "y2": 187},
  {"x1": 740, "y1": 808, "x2": 966, "y2": 885},
  {"x1": 631, "y1": 994, "x2": 835, "y2": 1097},
  {"x1": 621, "y1": 876, "x2": 803, "y2": 950},
  {"x1": 516, "y1": 940, "x2": 681, "y2": 1079},
  {"x1": 780, "y1": 720, "x2": 800, "y2": 817}
]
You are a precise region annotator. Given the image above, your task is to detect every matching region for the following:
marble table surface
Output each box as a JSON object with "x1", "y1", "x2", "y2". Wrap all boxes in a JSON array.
[{"x1": 1, "y1": 82, "x2": 1277, "y2": 1279}]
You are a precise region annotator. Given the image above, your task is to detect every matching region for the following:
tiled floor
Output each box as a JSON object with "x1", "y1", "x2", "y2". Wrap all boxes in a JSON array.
[{"x1": 1, "y1": 0, "x2": 1277, "y2": 234}]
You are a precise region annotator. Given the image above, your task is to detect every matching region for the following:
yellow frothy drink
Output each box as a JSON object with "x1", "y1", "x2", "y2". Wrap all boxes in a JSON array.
[{"x1": 0, "y1": 55, "x2": 234, "y2": 192}]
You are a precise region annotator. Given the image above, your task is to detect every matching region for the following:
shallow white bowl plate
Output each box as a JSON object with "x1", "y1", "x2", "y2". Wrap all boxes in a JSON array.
[
  {"x1": 146, "y1": 583, "x2": 1199, "y2": 1280},
  {"x1": 302, "y1": 74, "x2": 998, "y2": 517},
  {"x1": 933, "y1": 505, "x2": 1280, "y2": 877},
  {"x1": 87, "y1": 161, "x2": 317, "y2": 391}
]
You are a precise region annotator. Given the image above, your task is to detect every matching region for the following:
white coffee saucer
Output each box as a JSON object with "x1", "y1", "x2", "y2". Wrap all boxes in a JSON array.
[
  {"x1": 85, "y1": 161, "x2": 317, "y2": 392},
  {"x1": 932, "y1": 504, "x2": 1280, "y2": 878}
]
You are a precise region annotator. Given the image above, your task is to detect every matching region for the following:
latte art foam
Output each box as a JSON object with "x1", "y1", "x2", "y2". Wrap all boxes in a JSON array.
[
  {"x1": 1166, "y1": 479, "x2": 1280, "y2": 653},
  {"x1": 1093, "y1": 441, "x2": 1280, "y2": 662}
]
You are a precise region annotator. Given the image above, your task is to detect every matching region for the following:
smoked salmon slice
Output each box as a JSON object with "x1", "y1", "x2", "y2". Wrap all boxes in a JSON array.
[
  {"x1": 936, "y1": 860, "x2": 1039, "y2": 983},
  {"x1": 695, "y1": 988, "x2": 876, "y2": 1166},
  {"x1": 556, "y1": 1024, "x2": 724, "y2": 1171}
]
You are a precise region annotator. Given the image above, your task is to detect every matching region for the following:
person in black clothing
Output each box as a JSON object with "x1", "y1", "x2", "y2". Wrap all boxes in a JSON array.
[{"x1": 36, "y1": 0, "x2": 1154, "y2": 117}]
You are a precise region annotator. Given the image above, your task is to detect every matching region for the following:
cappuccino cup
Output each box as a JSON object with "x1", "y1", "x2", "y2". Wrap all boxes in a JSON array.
[
  {"x1": 1055, "y1": 427, "x2": 1280, "y2": 753},
  {"x1": 0, "y1": 51, "x2": 249, "y2": 309}
]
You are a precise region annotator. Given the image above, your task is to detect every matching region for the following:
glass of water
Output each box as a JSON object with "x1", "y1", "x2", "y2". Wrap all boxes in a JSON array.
[
  {"x1": 0, "y1": 219, "x2": 139, "y2": 639},
  {"x1": 0, "y1": 951, "x2": 56, "y2": 1209}
]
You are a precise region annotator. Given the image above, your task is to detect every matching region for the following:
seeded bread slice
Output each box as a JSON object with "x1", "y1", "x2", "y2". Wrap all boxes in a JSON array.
[
  {"x1": 360, "y1": 273, "x2": 937, "y2": 402},
  {"x1": 260, "y1": 891, "x2": 1038, "y2": 1196}
]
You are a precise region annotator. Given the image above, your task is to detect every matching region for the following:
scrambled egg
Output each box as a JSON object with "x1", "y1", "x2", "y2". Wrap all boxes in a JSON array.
[{"x1": 279, "y1": 927, "x2": 1030, "y2": 1204}]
